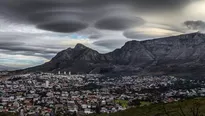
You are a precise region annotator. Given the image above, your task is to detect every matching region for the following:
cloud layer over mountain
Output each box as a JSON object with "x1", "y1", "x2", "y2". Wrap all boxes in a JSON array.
[{"x1": 0, "y1": 0, "x2": 204, "y2": 68}]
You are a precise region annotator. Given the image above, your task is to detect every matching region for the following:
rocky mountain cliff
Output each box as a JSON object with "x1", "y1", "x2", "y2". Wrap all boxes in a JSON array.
[{"x1": 24, "y1": 32, "x2": 205, "y2": 76}]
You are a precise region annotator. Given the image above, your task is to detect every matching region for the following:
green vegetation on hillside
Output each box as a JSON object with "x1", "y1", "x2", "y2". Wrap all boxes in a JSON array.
[
  {"x1": 140, "y1": 101, "x2": 151, "y2": 107},
  {"x1": 89, "y1": 98, "x2": 205, "y2": 116},
  {"x1": 114, "y1": 100, "x2": 129, "y2": 108}
]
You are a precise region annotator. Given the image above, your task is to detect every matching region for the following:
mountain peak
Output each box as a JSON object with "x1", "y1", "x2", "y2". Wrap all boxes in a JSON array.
[
  {"x1": 25, "y1": 32, "x2": 205, "y2": 74},
  {"x1": 176, "y1": 32, "x2": 205, "y2": 40},
  {"x1": 189, "y1": 31, "x2": 204, "y2": 37},
  {"x1": 74, "y1": 43, "x2": 87, "y2": 50},
  {"x1": 125, "y1": 40, "x2": 139, "y2": 44},
  {"x1": 122, "y1": 40, "x2": 141, "y2": 48}
]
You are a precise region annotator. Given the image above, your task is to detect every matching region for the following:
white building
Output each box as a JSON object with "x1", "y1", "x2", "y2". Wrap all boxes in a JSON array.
[
  {"x1": 45, "y1": 81, "x2": 49, "y2": 88},
  {"x1": 64, "y1": 71, "x2": 67, "y2": 75},
  {"x1": 69, "y1": 71, "x2": 71, "y2": 75}
]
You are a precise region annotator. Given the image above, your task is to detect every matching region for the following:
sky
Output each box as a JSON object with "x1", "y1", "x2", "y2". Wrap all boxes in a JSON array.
[{"x1": 0, "y1": 0, "x2": 205, "y2": 69}]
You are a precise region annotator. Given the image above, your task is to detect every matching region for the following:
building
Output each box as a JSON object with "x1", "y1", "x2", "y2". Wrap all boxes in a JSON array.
[{"x1": 46, "y1": 81, "x2": 49, "y2": 88}]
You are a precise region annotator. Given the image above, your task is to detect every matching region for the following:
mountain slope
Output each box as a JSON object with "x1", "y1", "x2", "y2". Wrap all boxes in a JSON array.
[{"x1": 25, "y1": 32, "x2": 205, "y2": 75}]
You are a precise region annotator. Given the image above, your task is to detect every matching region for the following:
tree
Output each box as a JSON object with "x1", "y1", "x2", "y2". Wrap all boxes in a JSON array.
[{"x1": 190, "y1": 102, "x2": 203, "y2": 116}]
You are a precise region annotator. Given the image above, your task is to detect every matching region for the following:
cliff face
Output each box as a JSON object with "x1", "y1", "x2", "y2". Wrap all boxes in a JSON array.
[{"x1": 25, "y1": 32, "x2": 205, "y2": 75}]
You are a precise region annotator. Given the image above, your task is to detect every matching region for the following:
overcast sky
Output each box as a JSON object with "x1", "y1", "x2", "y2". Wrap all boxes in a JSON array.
[{"x1": 0, "y1": 0, "x2": 204, "y2": 68}]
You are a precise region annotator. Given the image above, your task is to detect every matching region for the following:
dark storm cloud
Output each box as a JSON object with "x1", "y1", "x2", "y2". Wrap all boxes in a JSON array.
[
  {"x1": 89, "y1": 34, "x2": 102, "y2": 39},
  {"x1": 37, "y1": 21, "x2": 88, "y2": 33},
  {"x1": 0, "y1": 42, "x2": 24, "y2": 46},
  {"x1": 126, "y1": 0, "x2": 190, "y2": 11},
  {"x1": 27, "y1": 11, "x2": 89, "y2": 24},
  {"x1": 0, "y1": 40, "x2": 59, "y2": 59},
  {"x1": 0, "y1": 50, "x2": 55, "y2": 59},
  {"x1": 95, "y1": 16, "x2": 145, "y2": 31},
  {"x1": 0, "y1": 32, "x2": 76, "y2": 60},
  {"x1": 184, "y1": 20, "x2": 205, "y2": 30},
  {"x1": 123, "y1": 31, "x2": 155, "y2": 39},
  {"x1": 1, "y1": 0, "x2": 190, "y2": 12},
  {"x1": 0, "y1": 0, "x2": 191, "y2": 33},
  {"x1": 93, "y1": 39, "x2": 128, "y2": 49},
  {"x1": 0, "y1": 45, "x2": 57, "y2": 54}
]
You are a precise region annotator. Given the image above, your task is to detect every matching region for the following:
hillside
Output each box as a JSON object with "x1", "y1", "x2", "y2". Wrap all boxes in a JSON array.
[
  {"x1": 89, "y1": 98, "x2": 205, "y2": 116},
  {"x1": 24, "y1": 32, "x2": 205, "y2": 76}
]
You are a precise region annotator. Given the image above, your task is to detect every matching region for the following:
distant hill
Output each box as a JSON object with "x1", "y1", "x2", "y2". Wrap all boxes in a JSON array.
[
  {"x1": 24, "y1": 32, "x2": 205, "y2": 77},
  {"x1": 0, "y1": 65, "x2": 18, "y2": 71}
]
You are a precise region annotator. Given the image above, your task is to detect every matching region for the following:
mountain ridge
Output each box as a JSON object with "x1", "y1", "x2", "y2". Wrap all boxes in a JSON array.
[{"x1": 23, "y1": 32, "x2": 205, "y2": 76}]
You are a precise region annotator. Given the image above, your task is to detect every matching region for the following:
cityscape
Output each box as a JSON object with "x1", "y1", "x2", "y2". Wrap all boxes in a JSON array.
[
  {"x1": 0, "y1": 71, "x2": 205, "y2": 115},
  {"x1": 1, "y1": 0, "x2": 205, "y2": 116}
]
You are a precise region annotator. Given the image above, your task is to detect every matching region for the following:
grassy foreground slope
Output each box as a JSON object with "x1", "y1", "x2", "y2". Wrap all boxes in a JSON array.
[{"x1": 89, "y1": 98, "x2": 205, "y2": 116}]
